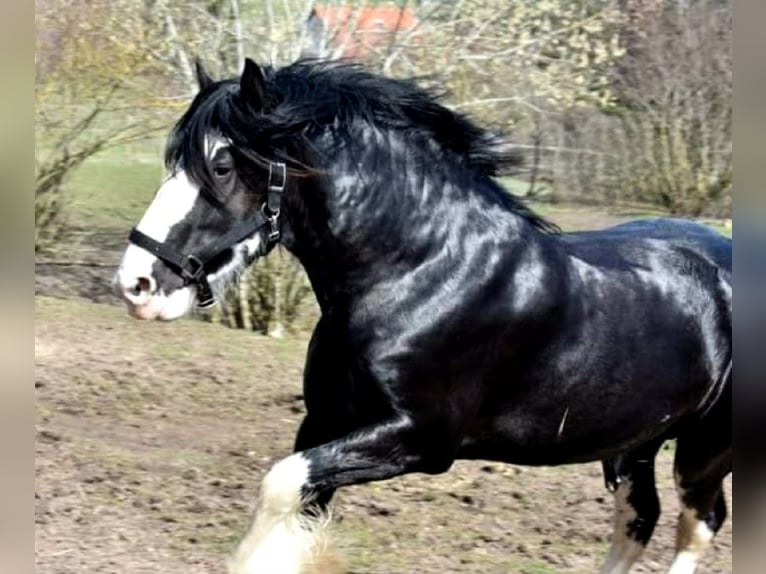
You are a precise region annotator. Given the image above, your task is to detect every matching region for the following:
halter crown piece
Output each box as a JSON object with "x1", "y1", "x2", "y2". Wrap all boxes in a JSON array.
[{"x1": 128, "y1": 162, "x2": 287, "y2": 308}]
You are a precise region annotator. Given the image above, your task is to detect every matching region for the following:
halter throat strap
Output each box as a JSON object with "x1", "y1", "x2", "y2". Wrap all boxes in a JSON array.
[{"x1": 128, "y1": 161, "x2": 286, "y2": 309}]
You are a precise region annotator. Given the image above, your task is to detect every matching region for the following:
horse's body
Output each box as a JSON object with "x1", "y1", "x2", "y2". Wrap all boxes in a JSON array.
[
  {"x1": 114, "y1": 59, "x2": 731, "y2": 574},
  {"x1": 301, "y1": 211, "x2": 731, "y2": 468}
]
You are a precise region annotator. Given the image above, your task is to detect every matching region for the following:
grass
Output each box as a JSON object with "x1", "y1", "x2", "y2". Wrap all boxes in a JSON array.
[
  {"x1": 518, "y1": 561, "x2": 560, "y2": 574},
  {"x1": 61, "y1": 143, "x2": 732, "y2": 242},
  {"x1": 66, "y1": 140, "x2": 165, "y2": 229},
  {"x1": 498, "y1": 177, "x2": 731, "y2": 237}
]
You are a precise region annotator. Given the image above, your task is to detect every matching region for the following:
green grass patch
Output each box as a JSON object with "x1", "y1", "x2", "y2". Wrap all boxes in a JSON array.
[
  {"x1": 63, "y1": 144, "x2": 731, "y2": 240},
  {"x1": 518, "y1": 560, "x2": 560, "y2": 574},
  {"x1": 66, "y1": 142, "x2": 165, "y2": 229},
  {"x1": 705, "y1": 222, "x2": 732, "y2": 237}
]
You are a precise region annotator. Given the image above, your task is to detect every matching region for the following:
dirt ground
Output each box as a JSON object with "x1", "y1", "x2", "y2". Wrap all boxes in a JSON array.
[
  {"x1": 35, "y1": 206, "x2": 732, "y2": 573},
  {"x1": 35, "y1": 293, "x2": 732, "y2": 574}
]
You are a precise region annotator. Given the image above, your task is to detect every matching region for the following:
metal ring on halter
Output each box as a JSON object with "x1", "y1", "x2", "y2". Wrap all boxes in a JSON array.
[{"x1": 182, "y1": 255, "x2": 206, "y2": 284}]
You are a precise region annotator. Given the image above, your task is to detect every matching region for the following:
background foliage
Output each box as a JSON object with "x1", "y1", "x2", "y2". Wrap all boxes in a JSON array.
[{"x1": 35, "y1": 0, "x2": 732, "y2": 334}]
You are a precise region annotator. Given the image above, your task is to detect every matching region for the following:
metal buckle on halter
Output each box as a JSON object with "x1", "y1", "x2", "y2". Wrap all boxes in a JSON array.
[
  {"x1": 263, "y1": 161, "x2": 285, "y2": 242},
  {"x1": 268, "y1": 162, "x2": 287, "y2": 193},
  {"x1": 261, "y1": 203, "x2": 281, "y2": 242}
]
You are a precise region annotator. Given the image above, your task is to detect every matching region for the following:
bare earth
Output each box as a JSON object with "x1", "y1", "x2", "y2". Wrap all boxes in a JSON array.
[{"x1": 35, "y1": 295, "x2": 731, "y2": 574}]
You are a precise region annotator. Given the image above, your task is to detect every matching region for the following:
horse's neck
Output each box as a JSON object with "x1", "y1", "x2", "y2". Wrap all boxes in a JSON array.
[{"x1": 286, "y1": 127, "x2": 557, "y2": 307}]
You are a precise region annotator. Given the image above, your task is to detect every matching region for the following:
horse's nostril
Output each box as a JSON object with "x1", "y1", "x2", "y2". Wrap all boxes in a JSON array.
[
  {"x1": 136, "y1": 276, "x2": 152, "y2": 294},
  {"x1": 120, "y1": 275, "x2": 154, "y2": 305}
]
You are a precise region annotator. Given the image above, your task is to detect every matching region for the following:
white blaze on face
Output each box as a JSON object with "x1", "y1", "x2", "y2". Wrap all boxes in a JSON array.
[
  {"x1": 114, "y1": 169, "x2": 200, "y2": 320},
  {"x1": 136, "y1": 170, "x2": 200, "y2": 241}
]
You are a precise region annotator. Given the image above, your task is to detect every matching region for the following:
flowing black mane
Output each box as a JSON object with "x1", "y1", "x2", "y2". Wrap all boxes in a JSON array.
[{"x1": 166, "y1": 59, "x2": 558, "y2": 234}]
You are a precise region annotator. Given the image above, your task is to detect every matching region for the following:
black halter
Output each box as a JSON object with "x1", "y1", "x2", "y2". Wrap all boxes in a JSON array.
[{"x1": 128, "y1": 162, "x2": 286, "y2": 308}]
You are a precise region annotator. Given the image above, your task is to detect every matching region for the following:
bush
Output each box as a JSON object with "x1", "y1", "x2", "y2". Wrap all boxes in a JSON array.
[
  {"x1": 202, "y1": 249, "x2": 318, "y2": 337},
  {"x1": 547, "y1": 1, "x2": 731, "y2": 217}
]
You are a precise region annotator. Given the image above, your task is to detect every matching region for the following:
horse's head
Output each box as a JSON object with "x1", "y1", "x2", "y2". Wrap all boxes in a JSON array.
[
  {"x1": 114, "y1": 59, "x2": 288, "y2": 320},
  {"x1": 115, "y1": 57, "x2": 533, "y2": 320}
]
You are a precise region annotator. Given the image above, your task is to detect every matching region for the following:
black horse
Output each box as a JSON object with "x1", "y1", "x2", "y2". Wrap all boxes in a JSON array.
[{"x1": 114, "y1": 59, "x2": 731, "y2": 574}]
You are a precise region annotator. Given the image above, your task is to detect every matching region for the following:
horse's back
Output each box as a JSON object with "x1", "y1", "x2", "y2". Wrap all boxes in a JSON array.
[{"x1": 583, "y1": 217, "x2": 731, "y2": 273}]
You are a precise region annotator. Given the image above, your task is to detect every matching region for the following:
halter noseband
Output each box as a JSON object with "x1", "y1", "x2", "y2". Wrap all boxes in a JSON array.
[{"x1": 128, "y1": 162, "x2": 287, "y2": 309}]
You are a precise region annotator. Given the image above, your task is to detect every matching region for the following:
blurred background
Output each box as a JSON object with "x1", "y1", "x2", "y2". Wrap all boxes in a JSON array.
[
  {"x1": 34, "y1": 3, "x2": 733, "y2": 573},
  {"x1": 35, "y1": 0, "x2": 732, "y2": 336}
]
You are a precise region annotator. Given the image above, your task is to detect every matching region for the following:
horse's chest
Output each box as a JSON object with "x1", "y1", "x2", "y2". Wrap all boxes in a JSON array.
[{"x1": 302, "y1": 352, "x2": 392, "y2": 424}]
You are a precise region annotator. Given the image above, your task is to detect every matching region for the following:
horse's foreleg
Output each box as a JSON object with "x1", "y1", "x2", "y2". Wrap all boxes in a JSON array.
[
  {"x1": 227, "y1": 453, "x2": 335, "y2": 574},
  {"x1": 228, "y1": 414, "x2": 454, "y2": 574},
  {"x1": 599, "y1": 440, "x2": 663, "y2": 574}
]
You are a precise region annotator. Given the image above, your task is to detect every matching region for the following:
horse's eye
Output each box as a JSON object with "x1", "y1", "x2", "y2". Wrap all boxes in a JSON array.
[{"x1": 214, "y1": 165, "x2": 232, "y2": 178}]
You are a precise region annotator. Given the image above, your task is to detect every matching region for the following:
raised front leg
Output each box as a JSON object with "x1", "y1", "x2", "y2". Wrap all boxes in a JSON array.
[{"x1": 228, "y1": 414, "x2": 456, "y2": 574}]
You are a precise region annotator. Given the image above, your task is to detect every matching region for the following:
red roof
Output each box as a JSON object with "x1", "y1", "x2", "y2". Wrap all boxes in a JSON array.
[{"x1": 311, "y1": 5, "x2": 419, "y2": 58}]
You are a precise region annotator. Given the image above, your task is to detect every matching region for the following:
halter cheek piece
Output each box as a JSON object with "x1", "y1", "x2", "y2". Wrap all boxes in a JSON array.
[{"x1": 128, "y1": 162, "x2": 286, "y2": 309}]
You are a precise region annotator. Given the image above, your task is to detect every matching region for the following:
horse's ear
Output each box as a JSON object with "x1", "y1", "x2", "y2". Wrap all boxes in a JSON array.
[
  {"x1": 240, "y1": 58, "x2": 266, "y2": 111},
  {"x1": 194, "y1": 57, "x2": 214, "y2": 90}
]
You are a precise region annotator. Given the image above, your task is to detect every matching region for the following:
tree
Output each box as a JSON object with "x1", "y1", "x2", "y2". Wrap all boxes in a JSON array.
[
  {"x1": 35, "y1": 0, "x2": 171, "y2": 250},
  {"x1": 37, "y1": 0, "x2": 731, "y2": 331},
  {"x1": 551, "y1": 0, "x2": 732, "y2": 216}
]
